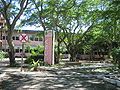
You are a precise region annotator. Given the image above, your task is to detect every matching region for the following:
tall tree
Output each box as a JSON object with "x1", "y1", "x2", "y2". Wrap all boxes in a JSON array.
[
  {"x1": 21, "y1": 0, "x2": 111, "y2": 62},
  {"x1": 21, "y1": 0, "x2": 69, "y2": 63},
  {"x1": 56, "y1": 0, "x2": 98, "y2": 61},
  {"x1": 94, "y1": 0, "x2": 120, "y2": 55},
  {"x1": 103, "y1": 0, "x2": 120, "y2": 43},
  {"x1": 0, "y1": 0, "x2": 29, "y2": 66}
]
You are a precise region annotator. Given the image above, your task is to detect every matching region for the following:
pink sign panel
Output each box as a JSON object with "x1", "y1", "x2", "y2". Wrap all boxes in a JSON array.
[{"x1": 44, "y1": 31, "x2": 53, "y2": 64}]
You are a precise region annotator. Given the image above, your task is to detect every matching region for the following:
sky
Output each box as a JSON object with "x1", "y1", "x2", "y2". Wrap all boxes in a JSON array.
[{"x1": 20, "y1": 25, "x2": 44, "y2": 31}]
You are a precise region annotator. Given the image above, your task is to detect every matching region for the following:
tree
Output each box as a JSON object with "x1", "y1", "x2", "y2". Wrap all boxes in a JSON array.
[
  {"x1": 103, "y1": 0, "x2": 120, "y2": 43},
  {"x1": 94, "y1": 0, "x2": 120, "y2": 57},
  {"x1": 21, "y1": 0, "x2": 69, "y2": 63},
  {"x1": 21, "y1": 0, "x2": 114, "y2": 62},
  {"x1": 25, "y1": 0, "x2": 95, "y2": 62},
  {"x1": 56, "y1": 0, "x2": 99, "y2": 61},
  {"x1": 85, "y1": 0, "x2": 120, "y2": 59},
  {"x1": 0, "y1": 0, "x2": 29, "y2": 66}
]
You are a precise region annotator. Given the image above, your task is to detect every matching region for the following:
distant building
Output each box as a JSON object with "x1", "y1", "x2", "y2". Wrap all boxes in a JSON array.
[
  {"x1": 0, "y1": 30, "x2": 43, "y2": 57},
  {"x1": 0, "y1": 13, "x2": 43, "y2": 57}
]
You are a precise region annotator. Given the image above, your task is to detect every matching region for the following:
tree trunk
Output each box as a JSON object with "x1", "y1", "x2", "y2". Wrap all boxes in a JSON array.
[
  {"x1": 90, "y1": 50, "x2": 94, "y2": 61},
  {"x1": 55, "y1": 39, "x2": 60, "y2": 64},
  {"x1": 7, "y1": 30, "x2": 16, "y2": 66},
  {"x1": 70, "y1": 56, "x2": 76, "y2": 62},
  {"x1": 70, "y1": 52, "x2": 76, "y2": 62}
]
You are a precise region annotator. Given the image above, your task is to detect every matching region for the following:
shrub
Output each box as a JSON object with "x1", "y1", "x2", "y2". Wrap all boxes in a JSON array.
[
  {"x1": 31, "y1": 45, "x2": 44, "y2": 55},
  {"x1": 30, "y1": 59, "x2": 40, "y2": 71},
  {"x1": 0, "y1": 51, "x2": 7, "y2": 60},
  {"x1": 24, "y1": 45, "x2": 44, "y2": 64},
  {"x1": 25, "y1": 45, "x2": 50, "y2": 68},
  {"x1": 25, "y1": 54, "x2": 44, "y2": 64},
  {"x1": 111, "y1": 48, "x2": 120, "y2": 69}
]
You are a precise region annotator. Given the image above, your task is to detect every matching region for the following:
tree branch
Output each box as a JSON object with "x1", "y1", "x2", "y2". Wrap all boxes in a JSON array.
[
  {"x1": 11, "y1": 0, "x2": 29, "y2": 29},
  {"x1": 1, "y1": 0, "x2": 11, "y2": 28},
  {"x1": 32, "y1": 0, "x2": 46, "y2": 31},
  {"x1": 76, "y1": 22, "x2": 94, "y2": 45}
]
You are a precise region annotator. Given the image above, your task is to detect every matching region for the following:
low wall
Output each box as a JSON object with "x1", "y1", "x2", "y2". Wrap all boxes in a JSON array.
[{"x1": 61, "y1": 54, "x2": 107, "y2": 60}]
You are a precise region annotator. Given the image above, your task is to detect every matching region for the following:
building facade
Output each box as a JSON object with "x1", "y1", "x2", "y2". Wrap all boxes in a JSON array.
[
  {"x1": 0, "y1": 13, "x2": 43, "y2": 57},
  {"x1": 0, "y1": 30, "x2": 43, "y2": 57}
]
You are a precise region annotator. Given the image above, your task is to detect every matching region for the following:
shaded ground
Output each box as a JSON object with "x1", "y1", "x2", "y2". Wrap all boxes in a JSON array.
[
  {"x1": 0, "y1": 75, "x2": 118, "y2": 90},
  {"x1": 0, "y1": 58, "x2": 120, "y2": 90}
]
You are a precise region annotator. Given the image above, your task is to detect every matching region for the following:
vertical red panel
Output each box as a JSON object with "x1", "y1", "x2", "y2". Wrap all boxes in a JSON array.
[{"x1": 44, "y1": 31, "x2": 53, "y2": 64}]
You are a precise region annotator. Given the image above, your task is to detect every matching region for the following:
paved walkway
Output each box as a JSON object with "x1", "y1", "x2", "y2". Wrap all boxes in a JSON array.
[{"x1": 0, "y1": 59, "x2": 120, "y2": 90}]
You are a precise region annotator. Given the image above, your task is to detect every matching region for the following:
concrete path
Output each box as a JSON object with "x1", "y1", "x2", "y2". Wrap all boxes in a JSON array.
[{"x1": 0, "y1": 58, "x2": 120, "y2": 90}]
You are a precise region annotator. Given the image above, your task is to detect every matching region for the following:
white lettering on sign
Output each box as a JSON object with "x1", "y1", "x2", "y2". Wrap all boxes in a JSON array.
[{"x1": 19, "y1": 34, "x2": 29, "y2": 43}]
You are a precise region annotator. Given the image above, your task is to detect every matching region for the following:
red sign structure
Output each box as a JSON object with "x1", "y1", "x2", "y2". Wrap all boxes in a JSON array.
[
  {"x1": 44, "y1": 30, "x2": 55, "y2": 65},
  {"x1": 19, "y1": 34, "x2": 29, "y2": 43}
]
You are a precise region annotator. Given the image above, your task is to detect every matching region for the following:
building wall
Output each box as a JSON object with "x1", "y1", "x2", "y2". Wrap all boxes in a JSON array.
[{"x1": 1, "y1": 30, "x2": 43, "y2": 57}]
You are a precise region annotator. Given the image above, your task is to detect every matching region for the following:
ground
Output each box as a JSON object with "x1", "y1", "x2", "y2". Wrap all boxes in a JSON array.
[{"x1": 0, "y1": 58, "x2": 120, "y2": 90}]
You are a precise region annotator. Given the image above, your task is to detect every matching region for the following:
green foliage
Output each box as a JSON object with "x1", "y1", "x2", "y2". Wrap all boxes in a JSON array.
[
  {"x1": 25, "y1": 56, "x2": 33, "y2": 64},
  {"x1": 0, "y1": 51, "x2": 7, "y2": 60},
  {"x1": 25, "y1": 45, "x2": 44, "y2": 64},
  {"x1": 30, "y1": 59, "x2": 40, "y2": 71},
  {"x1": 111, "y1": 48, "x2": 120, "y2": 69},
  {"x1": 24, "y1": 45, "x2": 50, "y2": 68},
  {"x1": 31, "y1": 45, "x2": 44, "y2": 55},
  {"x1": 29, "y1": 59, "x2": 50, "y2": 71}
]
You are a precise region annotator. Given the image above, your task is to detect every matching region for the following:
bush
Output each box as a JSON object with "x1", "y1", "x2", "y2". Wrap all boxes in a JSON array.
[
  {"x1": 25, "y1": 54, "x2": 44, "y2": 64},
  {"x1": 25, "y1": 45, "x2": 50, "y2": 68},
  {"x1": 25, "y1": 45, "x2": 44, "y2": 64},
  {"x1": 29, "y1": 59, "x2": 50, "y2": 71},
  {"x1": 30, "y1": 59, "x2": 40, "y2": 71},
  {"x1": 31, "y1": 45, "x2": 44, "y2": 55},
  {"x1": 111, "y1": 48, "x2": 120, "y2": 69},
  {"x1": 0, "y1": 51, "x2": 7, "y2": 60}
]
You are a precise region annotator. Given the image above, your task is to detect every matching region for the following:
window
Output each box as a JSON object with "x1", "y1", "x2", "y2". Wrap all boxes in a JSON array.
[
  {"x1": 20, "y1": 49, "x2": 22, "y2": 52},
  {"x1": 16, "y1": 49, "x2": 19, "y2": 53},
  {"x1": 35, "y1": 38, "x2": 39, "y2": 41},
  {"x1": 12, "y1": 36, "x2": 15, "y2": 40},
  {"x1": 39, "y1": 38, "x2": 43, "y2": 41},
  {"x1": 16, "y1": 36, "x2": 19, "y2": 40},
  {"x1": 2, "y1": 36, "x2": 5, "y2": 40}
]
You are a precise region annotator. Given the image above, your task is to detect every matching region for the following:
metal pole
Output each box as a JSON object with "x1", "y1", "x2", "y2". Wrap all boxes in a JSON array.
[{"x1": 21, "y1": 43, "x2": 25, "y2": 71}]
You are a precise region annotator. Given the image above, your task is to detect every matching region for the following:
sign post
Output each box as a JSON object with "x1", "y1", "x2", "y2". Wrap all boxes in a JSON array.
[
  {"x1": 21, "y1": 43, "x2": 25, "y2": 71},
  {"x1": 19, "y1": 34, "x2": 28, "y2": 71}
]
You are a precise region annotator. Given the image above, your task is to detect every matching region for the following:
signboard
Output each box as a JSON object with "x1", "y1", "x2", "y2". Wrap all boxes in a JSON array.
[
  {"x1": 19, "y1": 34, "x2": 29, "y2": 43},
  {"x1": 44, "y1": 30, "x2": 55, "y2": 65}
]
